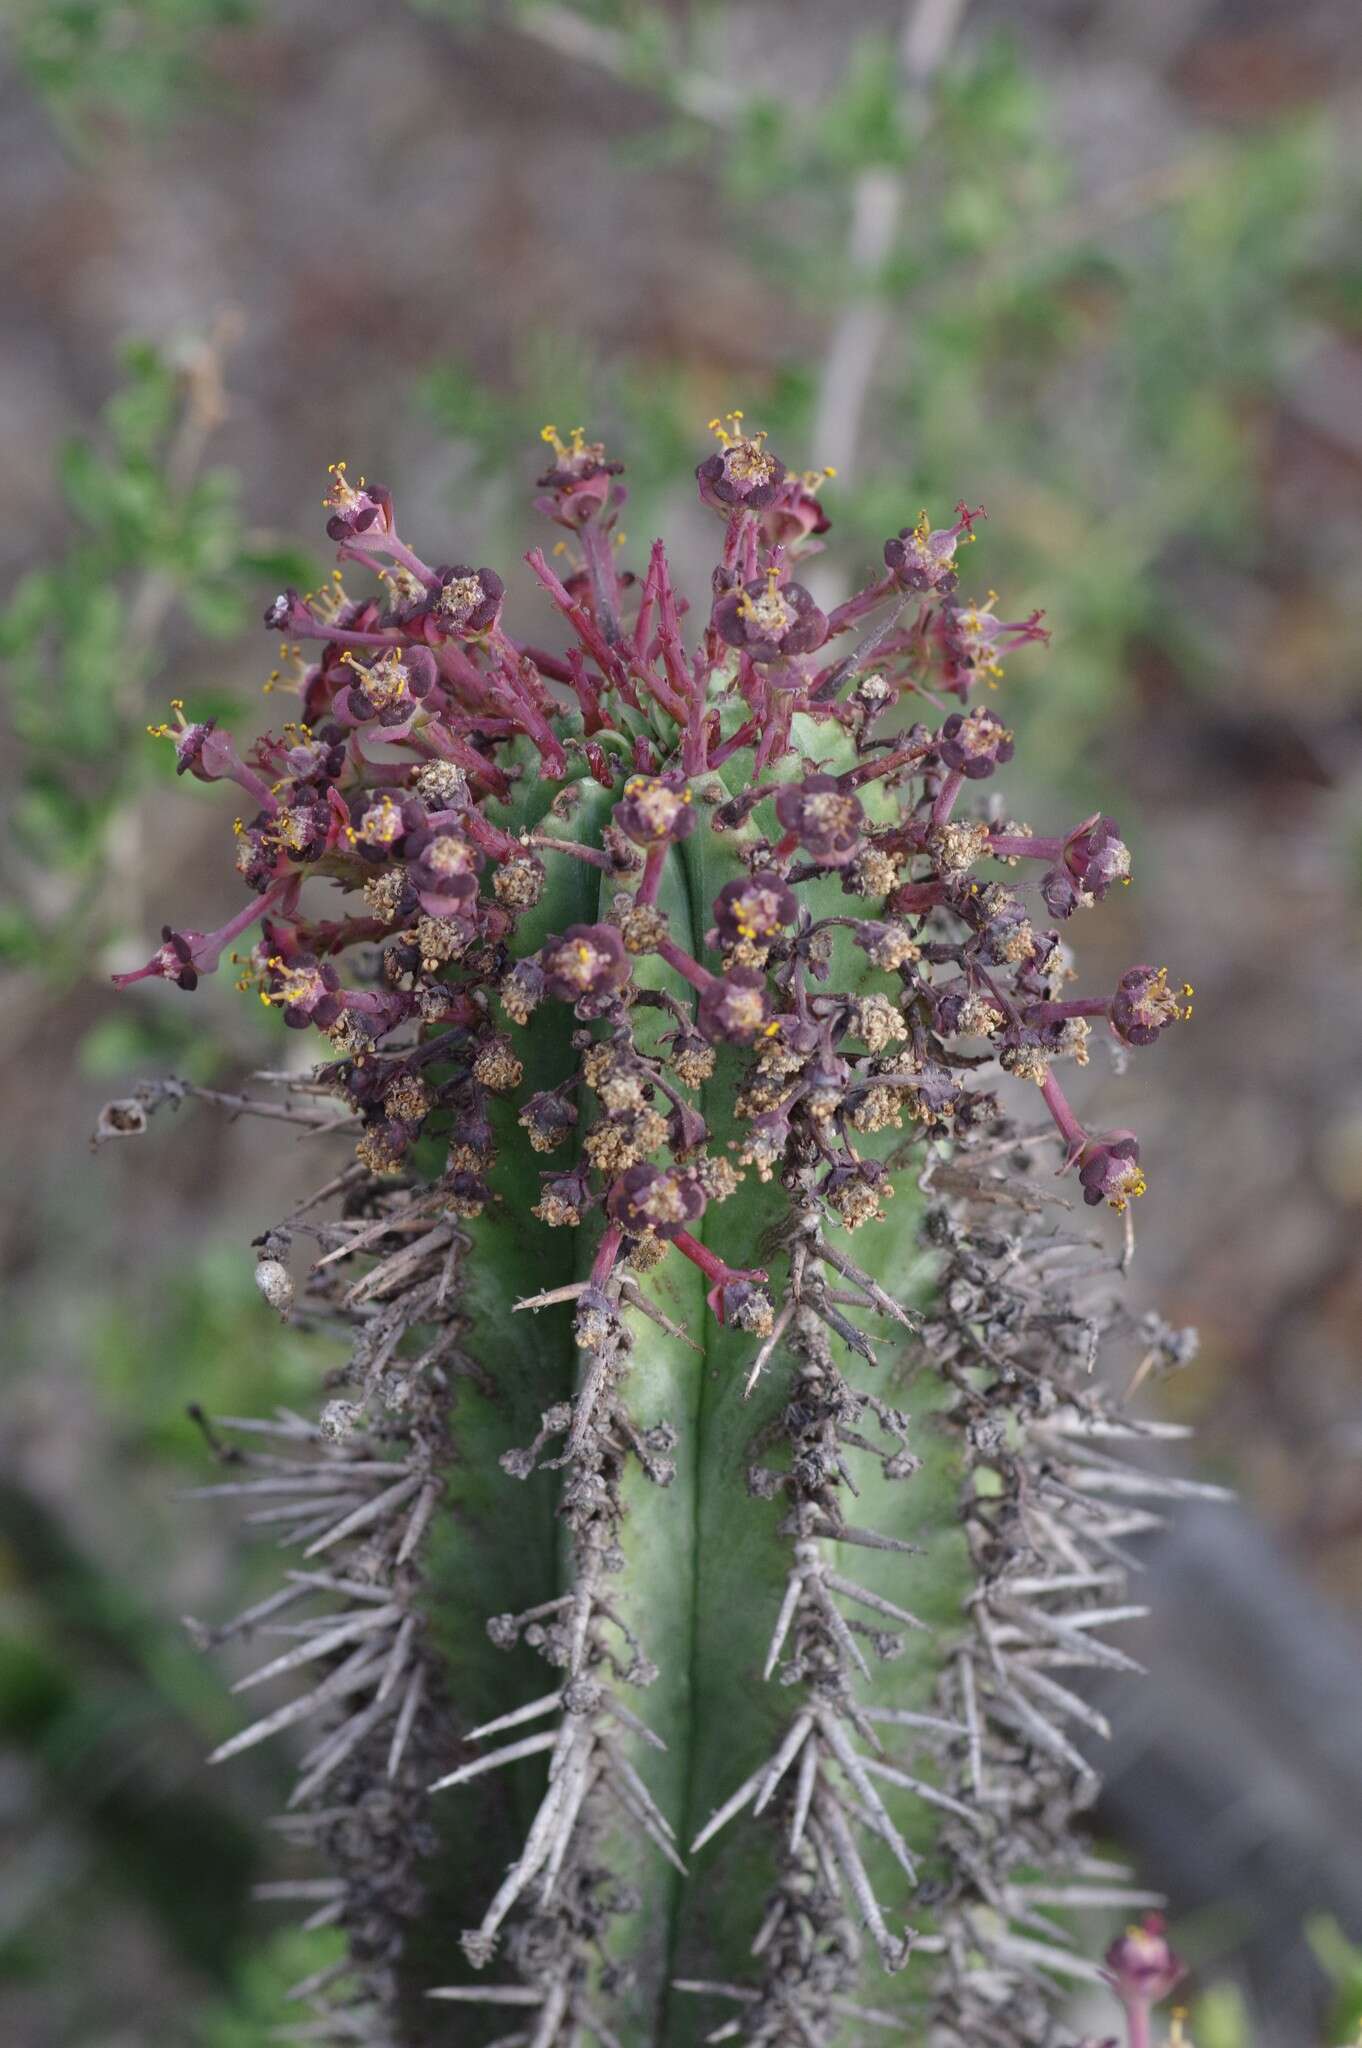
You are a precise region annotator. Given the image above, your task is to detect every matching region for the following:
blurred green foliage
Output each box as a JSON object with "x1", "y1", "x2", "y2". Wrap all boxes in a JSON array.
[
  {"x1": 0, "y1": 338, "x2": 312, "y2": 984},
  {"x1": 192, "y1": 1927, "x2": 348, "y2": 2048},
  {"x1": 4, "y1": 0, "x2": 256, "y2": 136},
  {"x1": 1312, "y1": 1917, "x2": 1362, "y2": 2043}
]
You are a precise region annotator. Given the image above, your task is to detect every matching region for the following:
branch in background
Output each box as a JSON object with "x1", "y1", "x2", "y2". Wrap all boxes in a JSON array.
[{"x1": 810, "y1": 0, "x2": 969, "y2": 489}]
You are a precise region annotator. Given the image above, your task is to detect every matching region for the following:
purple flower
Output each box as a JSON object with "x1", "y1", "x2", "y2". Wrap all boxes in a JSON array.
[
  {"x1": 697, "y1": 967, "x2": 774, "y2": 1046},
  {"x1": 536, "y1": 425, "x2": 623, "y2": 528},
  {"x1": 1078, "y1": 1135, "x2": 1146, "y2": 1211},
  {"x1": 336, "y1": 646, "x2": 434, "y2": 727},
  {"x1": 1102, "y1": 1914, "x2": 1185, "y2": 2008},
  {"x1": 541, "y1": 924, "x2": 632, "y2": 1003},
  {"x1": 263, "y1": 953, "x2": 345, "y2": 1030},
  {"x1": 154, "y1": 926, "x2": 200, "y2": 991},
  {"x1": 695, "y1": 414, "x2": 787, "y2": 513},
  {"x1": 270, "y1": 798, "x2": 333, "y2": 865},
  {"x1": 322, "y1": 462, "x2": 394, "y2": 543},
  {"x1": 773, "y1": 775, "x2": 865, "y2": 867},
  {"x1": 710, "y1": 875, "x2": 798, "y2": 946},
  {"x1": 883, "y1": 502, "x2": 981, "y2": 593},
  {"x1": 1043, "y1": 815, "x2": 1132, "y2": 918},
  {"x1": 614, "y1": 773, "x2": 697, "y2": 848},
  {"x1": 606, "y1": 1163, "x2": 707, "y2": 1240},
  {"x1": 937, "y1": 706, "x2": 1014, "y2": 780},
  {"x1": 934, "y1": 595, "x2": 1048, "y2": 696},
  {"x1": 261, "y1": 587, "x2": 315, "y2": 634},
  {"x1": 404, "y1": 820, "x2": 483, "y2": 918},
  {"x1": 712, "y1": 571, "x2": 828, "y2": 664},
  {"x1": 1110, "y1": 965, "x2": 1192, "y2": 1047},
  {"x1": 423, "y1": 565, "x2": 505, "y2": 639}
]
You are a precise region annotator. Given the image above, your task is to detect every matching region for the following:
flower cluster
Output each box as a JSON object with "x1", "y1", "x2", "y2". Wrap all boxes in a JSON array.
[
  {"x1": 114, "y1": 421, "x2": 1194, "y2": 2048},
  {"x1": 120, "y1": 418, "x2": 1186, "y2": 1339}
]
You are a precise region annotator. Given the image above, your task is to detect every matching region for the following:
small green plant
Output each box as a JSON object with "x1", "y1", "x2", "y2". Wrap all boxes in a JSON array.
[{"x1": 103, "y1": 421, "x2": 1198, "y2": 2042}]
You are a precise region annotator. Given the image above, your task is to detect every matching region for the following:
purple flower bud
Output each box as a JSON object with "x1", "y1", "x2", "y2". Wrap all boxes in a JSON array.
[
  {"x1": 261, "y1": 587, "x2": 316, "y2": 634},
  {"x1": 322, "y1": 462, "x2": 394, "y2": 543},
  {"x1": 614, "y1": 773, "x2": 697, "y2": 848},
  {"x1": 1103, "y1": 1914, "x2": 1185, "y2": 2008},
  {"x1": 695, "y1": 415, "x2": 787, "y2": 512},
  {"x1": 1078, "y1": 1135, "x2": 1146, "y2": 1211},
  {"x1": 697, "y1": 966, "x2": 774, "y2": 1046},
  {"x1": 541, "y1": 923, "x2": 632, "y2": 1003},
  {"x1": 1110, "y1": 965, "x2": 1192, "y2": 1047},
  {"x1": 773, "y1": 775, "x2": 865, "y2": 867},
  {"x1": 712, "y1": 570, "x2": 828, "y2": 665},
  {"x1": 606, "y1": 1163, "x2": 707, "y2": 1240},
  {"x1": 710, "y1": 875, "x2": 798, "y2": 946},
  {"x1": 937, "y1": 706, "x2": 1015, "y2": 780},
  {"x1": 1040, "y1": 864, "x2": 1083, "y2": 920}
]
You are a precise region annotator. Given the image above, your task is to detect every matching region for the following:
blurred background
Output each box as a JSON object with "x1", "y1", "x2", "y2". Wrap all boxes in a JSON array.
[{"x1": 2, "y1": 1, "x2": 1362, "y2": 2042}]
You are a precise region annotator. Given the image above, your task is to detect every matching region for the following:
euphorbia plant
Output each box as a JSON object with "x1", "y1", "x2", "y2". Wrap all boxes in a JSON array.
[{"x1": 104, "y1": 415, "x2": 1197, "y2": 2046}]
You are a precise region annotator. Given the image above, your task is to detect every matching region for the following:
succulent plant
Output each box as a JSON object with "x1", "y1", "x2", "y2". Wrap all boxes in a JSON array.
[{"x1": 104, "y1": 419, "x2": 1199, "y2": 2046}]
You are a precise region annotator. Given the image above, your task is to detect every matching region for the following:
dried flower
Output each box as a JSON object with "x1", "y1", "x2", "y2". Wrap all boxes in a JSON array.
[{"x1": 1111, "y1": 965, "x2": 1192, "y2": 1046}]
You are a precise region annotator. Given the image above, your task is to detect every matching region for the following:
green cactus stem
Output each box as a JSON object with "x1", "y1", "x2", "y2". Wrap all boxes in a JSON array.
[{"x1": 101, "y1": 424, "x2": 1200, "y2": 2046}]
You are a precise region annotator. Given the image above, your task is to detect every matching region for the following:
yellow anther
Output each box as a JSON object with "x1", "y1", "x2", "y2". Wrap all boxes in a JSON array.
[{"x1": 708, "y1": 409, "x2": 754, "y2": 450}]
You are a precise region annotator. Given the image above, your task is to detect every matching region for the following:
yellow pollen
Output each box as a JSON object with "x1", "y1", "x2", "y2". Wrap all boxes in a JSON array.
[
  {"x1": 540, "y1": 424, "x2": 589, "y2": 461},
  {"x1": 707, "y1": 409, "x2": 748, "y2": 448}
]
